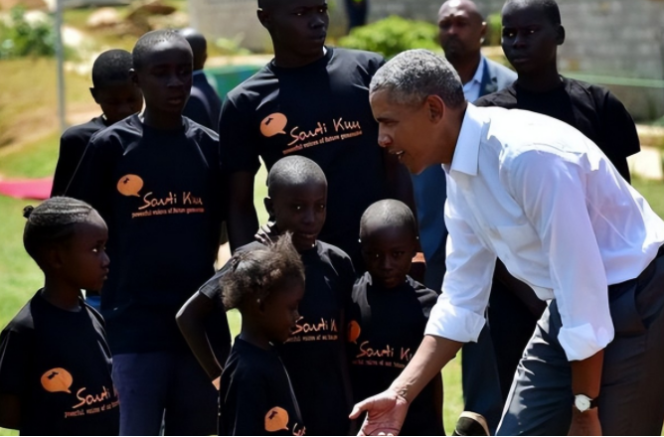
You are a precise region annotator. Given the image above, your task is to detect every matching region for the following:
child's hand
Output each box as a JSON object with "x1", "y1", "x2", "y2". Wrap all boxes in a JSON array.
[
  {"x1": 212, "y1": 376, "x2": 220, "y2": 391},
  {"x1": 255, "y1": 222, "x2": 279, "y2": 246}
]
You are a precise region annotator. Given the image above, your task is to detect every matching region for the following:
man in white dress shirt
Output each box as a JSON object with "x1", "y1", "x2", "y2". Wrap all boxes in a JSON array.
[{"x1": 350, "y1": 49, "x2": 664, "y2": 436}]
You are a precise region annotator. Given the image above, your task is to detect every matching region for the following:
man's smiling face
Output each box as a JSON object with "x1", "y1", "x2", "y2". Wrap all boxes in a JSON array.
[{"x1": 370, "y1": 89, "x2": 451, "y2": 174}]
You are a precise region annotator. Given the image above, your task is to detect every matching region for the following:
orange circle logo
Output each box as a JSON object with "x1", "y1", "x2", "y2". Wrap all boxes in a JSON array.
[
  {"x1": 117, "y1": 174, "x2": 144, "y2": 197},
  {"x1": 265, "y1": 406, "x2": 289, "y2": 432},
  {"x1": 41, "y1": 368, "x2": 73, "y2": 394},
  {"x1": 260, "y1": 113, "x2": 288, "y2": 138},
  {"x1": 347, "y1": 320, "x2": 361, "y2": 343}
]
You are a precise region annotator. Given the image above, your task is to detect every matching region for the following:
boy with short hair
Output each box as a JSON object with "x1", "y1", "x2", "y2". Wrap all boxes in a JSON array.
[
  {"x1": 178, "y1": 155, "x2": 355, "y2": 435},
  {"x1": 67, "y1": 29, "x2": 223, "y2": 435},
  {"x1": 221, "y1": 0, "x2": 412, "y2": 270},
  {"x1": 347, "y1": 199, "x2": 445, "y2": 436},
  {"x1": 51, "y1": 49, "x2": 143, "y2": 197},
  {"x1": 180, "y1": 28, "x2": 221, "y2": 131}
]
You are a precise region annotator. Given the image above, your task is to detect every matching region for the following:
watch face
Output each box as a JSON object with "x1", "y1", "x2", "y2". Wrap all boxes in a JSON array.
[{"x1": 575, "y1": 395, "x2": 591, "y2": 412}]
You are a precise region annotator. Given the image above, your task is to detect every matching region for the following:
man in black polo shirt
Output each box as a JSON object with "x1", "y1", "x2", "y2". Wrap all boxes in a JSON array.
[
  {"x1": 220, "y1": 0, "x2": 409, "y2": 268},
  {"x1": 473, "y1": 0, "x2": 641, "y2": 405}
]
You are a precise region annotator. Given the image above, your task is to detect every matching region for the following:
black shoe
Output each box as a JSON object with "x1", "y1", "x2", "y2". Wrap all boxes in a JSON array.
[{"x1": 452, "y1": 411, "x2": 490, "y2": 436}]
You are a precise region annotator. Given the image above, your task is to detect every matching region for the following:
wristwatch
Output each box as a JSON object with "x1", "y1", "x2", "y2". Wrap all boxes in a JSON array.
[{"x1": 574, "y1": 394, "x2": 598, "y2": 413}]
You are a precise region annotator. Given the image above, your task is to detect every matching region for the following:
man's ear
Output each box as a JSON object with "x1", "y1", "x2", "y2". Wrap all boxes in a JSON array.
[
  {"x1": 257, "y1": 8, "x2": 272, "y2": 31},
  {"x1": 426, "y1": 95, "x2": 445, "y2": 123},
  {"x1": 130, "y1": 68, "x2": 139, "y2": 87},
  {"x1": 556, "y1": 24, "x2": 565, "y2": 46},
  {"x1": 90, "y1": 87, "x2": 99, "y2": 104},
  {"x1": 480, "y1": 21, "x2": 488, "y2": 44},
  {"x1": 264, "y1": 197, "x2": 274, "y2": 217}
]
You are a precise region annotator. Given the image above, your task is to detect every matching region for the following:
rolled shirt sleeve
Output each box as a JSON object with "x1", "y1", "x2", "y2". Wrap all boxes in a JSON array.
[
  {"x1": 507, "y1": 149, "x2": 614, "y2": 361},
  {"x1": 425, "y1": 188, "x2": 497, "y2": 343}
]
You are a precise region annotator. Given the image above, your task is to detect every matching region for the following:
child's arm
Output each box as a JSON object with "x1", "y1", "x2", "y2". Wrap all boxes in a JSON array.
[
  {"x1": 176, "y1": 291, "x2": 223, "y2": 385},
  {"x1": 0, "y1": 393, "x2": 20, "y2": 430},
  {"x1": 0, "y1": 329, "x2": 29, "y2": 431}
]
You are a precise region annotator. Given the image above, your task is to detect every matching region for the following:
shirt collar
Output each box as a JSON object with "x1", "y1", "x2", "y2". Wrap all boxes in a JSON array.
[
  {"x1": 469, "y1": 55, "x2": 485, "y2": 86},
  {"x1": 447, "y1": 103, "x2": 486, "y2": 176}
]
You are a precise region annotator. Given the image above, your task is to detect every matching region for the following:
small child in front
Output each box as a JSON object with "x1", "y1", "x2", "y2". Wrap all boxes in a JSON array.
[
  {"x1": 218, "y1": 234, "x2": 306, "y2": 436},
  {"x1": 0, "y1": 197, "x2": 118, "y2": 435},
  {"x1": 347, "y1": 199, "x2": 444, "y2": 435}
]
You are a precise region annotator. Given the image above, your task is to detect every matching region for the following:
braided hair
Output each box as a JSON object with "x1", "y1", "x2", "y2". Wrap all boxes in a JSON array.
[
  {"x1": 221, "y1": 233, "x2": 305, "y2": 310},
  {"x1": 23, "y1": 196, "x2": 95, "y2": 265}
]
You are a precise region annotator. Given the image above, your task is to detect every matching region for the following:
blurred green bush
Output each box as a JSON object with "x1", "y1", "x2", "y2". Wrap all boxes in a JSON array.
[
  {"x1": 337, "y1": 15, "x2": 440, "y2": 59},
  {"x1": 0, "y1": 7, "x2": 56, "y2": 59},
  {"x1": 485, "y1": 12, "x2": 502, "y2": 47}
]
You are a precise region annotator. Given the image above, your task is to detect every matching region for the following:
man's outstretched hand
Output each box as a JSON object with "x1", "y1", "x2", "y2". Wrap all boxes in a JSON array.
[{"x1": 349, "y1": 389, "x2": 410, "y2": 436}]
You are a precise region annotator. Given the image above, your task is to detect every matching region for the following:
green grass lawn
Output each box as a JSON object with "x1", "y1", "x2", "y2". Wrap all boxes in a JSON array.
[{"x1": 0, "y1": 132, "x2": 661, "y2": 435}]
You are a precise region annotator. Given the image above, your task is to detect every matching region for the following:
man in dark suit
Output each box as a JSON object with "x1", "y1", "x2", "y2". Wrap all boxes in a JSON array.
[
  {"x1": 415, "y1": 0, "x2": 516, "y2": 293},
  {"x1": 410, "y1": 0, "x2": 516, "y2": 432},
  {"x1": 180, "y1": 28, "x2": 222, "y2": 131}
]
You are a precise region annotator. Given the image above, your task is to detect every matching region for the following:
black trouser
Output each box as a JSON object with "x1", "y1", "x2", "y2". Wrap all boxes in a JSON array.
[
  {"x1": 499, "y1": 247, "x2": 664, "y2": 434},
  {"x1": 461, "y1": 261, "x2": 545, "y2": 433}
]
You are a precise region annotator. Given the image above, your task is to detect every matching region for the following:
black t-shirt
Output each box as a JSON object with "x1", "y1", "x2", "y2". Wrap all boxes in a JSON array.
[
  {"x1": 219, "y1": 47, "x2": 387, "y2": 265},
  {"x1": 474, "y1": 77, "x2": 640, "y2": 182},
  {"x1": 67, "y1": 114, "x2": 223, "y2": 354},
  {"x1": 201, "y1": 240, "x2": 355, "y2": 435},
  {"x1": 183, "y1": 71, "x2": 222, "y2": 131},
  {"x1": 347, "y1": 273, "x2": 443, "y2": 436},
  {"x1": 51, "y1": 116, "x2": 107, "y2": 197},
  {"x1": 219, "y1": 338, "x2": 305, "y2": 436},
  {"x1": 0, "y1": 291, "x2": 119, "y2": 436}
]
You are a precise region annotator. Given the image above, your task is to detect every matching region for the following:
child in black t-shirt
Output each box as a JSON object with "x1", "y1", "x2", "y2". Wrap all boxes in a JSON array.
[
  {"x1": 52, "y1": 49, "x2": 143, "y2": 197},
  {"x1": 67, "y1": 30, "x2": 223, "y2": 435},
  {"x1": 0, "y1": 197, "x2": 119, "y2": 436},
  {"x1": 219, "y1": 234, "x2": 306, "y2": 436},
  {"x1": 347, "y1": 199, "x2": 444, "y2": 436},
  {"x1": 178, "y1": 155, "x2": 355, "y2": 435}
]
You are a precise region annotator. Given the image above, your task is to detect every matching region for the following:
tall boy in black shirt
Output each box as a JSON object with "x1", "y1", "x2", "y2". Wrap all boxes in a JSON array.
[
  {"x1": 473, "y1": 0, "x2": 641, "y2": 406},
  {"x1": 67, "y1": 30, "x2": 223, "y2": 435},
  {"x1": 220, "y1": 0, "x2": 410, "y2": 268},
  {"x1": 475, "y1": 0, "x2": 639, "y2": 182},
  {"x1": 347, "y1": 199, "x2": 444, "y2": 436},
  {"x1": 52, "y1": 49, "x2": 143, "y2": 197},
  {"x1": 178, "y1": 156, "x2": 355, "y2": 435}
]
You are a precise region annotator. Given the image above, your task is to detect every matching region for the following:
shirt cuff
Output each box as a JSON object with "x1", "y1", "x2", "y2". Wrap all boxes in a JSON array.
[
  {"x1": 424, "y1": 300, "x2": 486, "y2": 343},
  {"x1": 558, "y1": 323, "x2": 614, "y2": 361}
]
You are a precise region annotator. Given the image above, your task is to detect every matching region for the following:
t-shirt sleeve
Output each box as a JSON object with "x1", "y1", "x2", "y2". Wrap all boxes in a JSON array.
[
  {"x1": 598, "y1": 89, "x2": 641, "y2": 159},
  {"x1": 229, "y1": 370, "x2": 273, "y2": 436},
  {"x1": 183, "y1": 94, "x2": 214, "y2": 131},
  {"x1": 0, "y1": 329, "x2": 29, "y2": 396},
  {"x1": 65, "y1": 136, "x2": 117, "y2": 220},
  {"x1": 51, "y1": 132, "x2": 87, "y2": 197},
  {"x1": 218, "y1": 95, "x2": 261, "y2": 175}
]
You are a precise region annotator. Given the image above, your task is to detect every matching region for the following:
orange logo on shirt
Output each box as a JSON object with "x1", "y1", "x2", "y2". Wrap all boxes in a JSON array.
[
  {"x1": 260, "y1": 113, "x2": 288, "y2": 137},
  {"x1": 347, "y1": 320, "x2": 361, "y2": 343},
  {"x1": 41, "y1": 368, "x2": 73, "y2": 393},
  {"x1": 117, "y1": 174, "x2": 144, "y2": 197},
  {"x1": 265, "y1": 406, "x2": 289, "y2": 432}
]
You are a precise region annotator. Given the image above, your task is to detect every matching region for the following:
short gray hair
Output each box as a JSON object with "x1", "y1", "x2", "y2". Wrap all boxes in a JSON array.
[{"x1": 370, "y1": 49, "x2": 465, "y2": 109}]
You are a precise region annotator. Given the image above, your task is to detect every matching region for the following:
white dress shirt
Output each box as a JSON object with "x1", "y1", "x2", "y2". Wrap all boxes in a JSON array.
[
  {"x1": 425, "y1": 104, "x2": 664, "y2": 361},
  {"x1": 462, "y1": 56, "x2": 485, "y2": 103}
]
